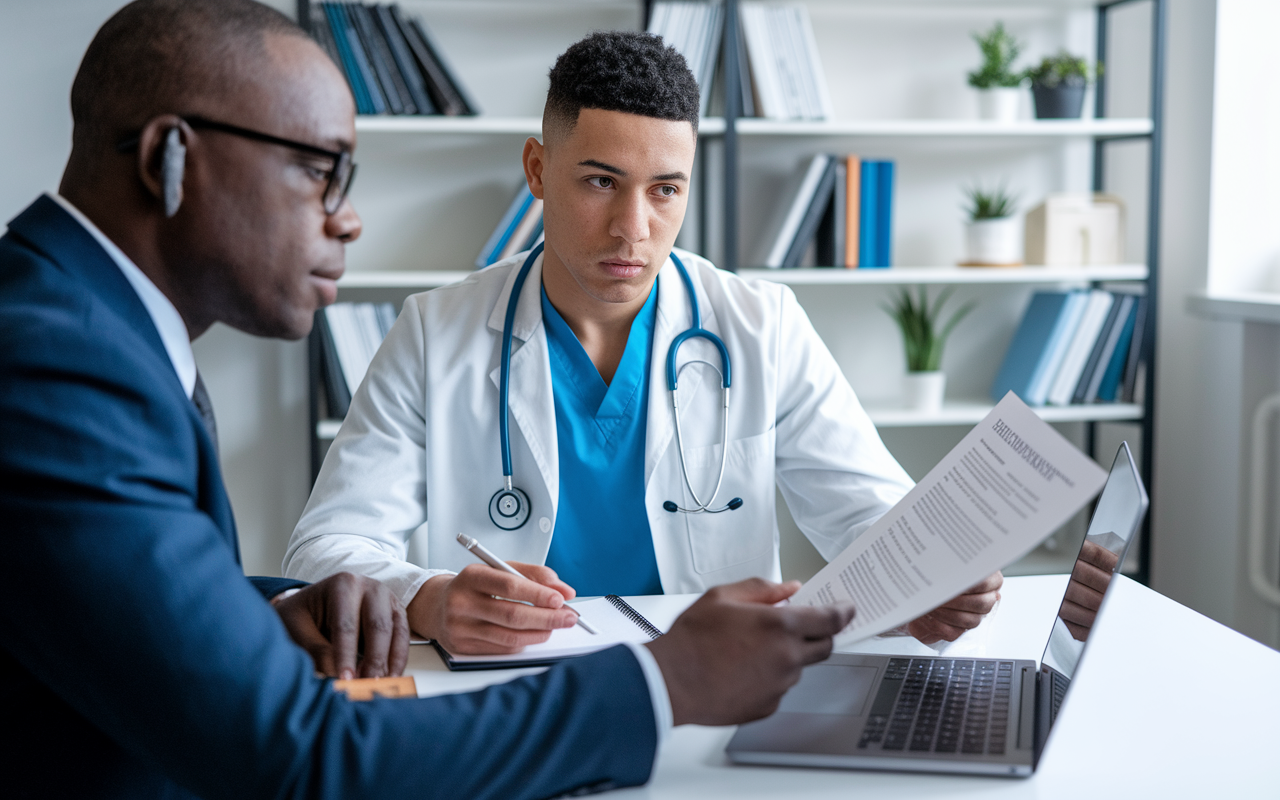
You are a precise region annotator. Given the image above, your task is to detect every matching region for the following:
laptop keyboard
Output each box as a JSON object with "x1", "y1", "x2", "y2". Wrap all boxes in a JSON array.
[{"x1": 858, "y1": 658, "x2": 1014, "y2": 756}]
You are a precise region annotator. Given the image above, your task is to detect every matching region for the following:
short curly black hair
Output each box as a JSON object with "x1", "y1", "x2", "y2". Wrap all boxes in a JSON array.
[{"x1": 544, "y1": 30, "x2": 700, "y2": 141}]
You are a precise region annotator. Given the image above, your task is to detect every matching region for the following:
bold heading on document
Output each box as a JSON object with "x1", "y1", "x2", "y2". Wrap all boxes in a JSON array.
[{"x1": 991, "y1": 418, "x2": 1073, "y2": 487}]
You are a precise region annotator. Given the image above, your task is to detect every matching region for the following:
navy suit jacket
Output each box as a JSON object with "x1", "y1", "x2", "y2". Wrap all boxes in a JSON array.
[{"x1": 0, "y1": 196, "x2": 658, "y2": 799}]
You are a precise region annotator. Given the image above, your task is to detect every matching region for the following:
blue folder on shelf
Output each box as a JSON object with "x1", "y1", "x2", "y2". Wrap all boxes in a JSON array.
[{"x1": 991, "y1": 291, "x2": 1087, "y2": 405}]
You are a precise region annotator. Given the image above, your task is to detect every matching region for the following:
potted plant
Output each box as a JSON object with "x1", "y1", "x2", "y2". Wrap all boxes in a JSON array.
[
  {"x1": 961, "y1": 184, "x2": 1022, "y2": 266},
  {"x1": 968, "y1": 22, "x2": 1024, "y2": 122},
  {"x1": 884, "y1": 288, "x2": 976, "y2": 413},
  {"x1": 1024, "y1": 50, "x2": 1100, "y2": 119}
]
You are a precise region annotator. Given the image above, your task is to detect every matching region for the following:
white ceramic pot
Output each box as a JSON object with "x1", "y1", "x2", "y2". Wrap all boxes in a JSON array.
[
  {"x1": 976, "y1": 87, "x2": 1022, "y2": 122},
  {"x1": 903, "y1": 371, "x2": 946, "y2": 413},
  {"x1": 964, "y1": 216, "x2": 1023, "y2": 266}
]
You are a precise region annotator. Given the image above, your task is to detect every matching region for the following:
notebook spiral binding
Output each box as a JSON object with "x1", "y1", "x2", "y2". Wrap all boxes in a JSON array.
[{"x1": 605, "y1": 595, "x2": 663, "y2": 640}]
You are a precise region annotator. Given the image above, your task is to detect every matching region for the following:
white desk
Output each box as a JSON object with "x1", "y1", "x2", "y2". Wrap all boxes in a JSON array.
[{"x1": 405, "y1": 576, "x2": 1279, "y2": 798}]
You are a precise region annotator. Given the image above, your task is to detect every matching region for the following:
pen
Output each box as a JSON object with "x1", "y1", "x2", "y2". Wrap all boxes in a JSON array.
[{"x1": 456, "y1": 533, "x2": 598, "y2": 634}]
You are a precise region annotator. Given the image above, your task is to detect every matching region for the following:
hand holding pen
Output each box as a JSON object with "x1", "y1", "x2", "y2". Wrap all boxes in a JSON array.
[
  {"x1": 404, "y1": 533, "x2": 595, "y2": 656},
  {"x1": 457, "y1": 534, "x2": 597, "y2": 634}
]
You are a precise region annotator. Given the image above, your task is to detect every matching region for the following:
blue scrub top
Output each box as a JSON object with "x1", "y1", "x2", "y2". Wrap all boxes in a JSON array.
[{"x1": 541, "y1": 282, "x2": 663, "y2": 596}]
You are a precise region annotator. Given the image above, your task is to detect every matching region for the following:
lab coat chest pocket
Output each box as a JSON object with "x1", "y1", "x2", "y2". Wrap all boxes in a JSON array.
[{"x1": 679, "y1": 429, "x2": 777, "y2": 574}]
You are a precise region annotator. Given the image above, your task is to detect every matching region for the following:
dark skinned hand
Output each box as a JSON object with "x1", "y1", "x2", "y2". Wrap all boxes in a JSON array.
[
  {"x1": 645, "y1": 578, "x2": 857, "y2": 726},
  {"x1": 908, "y1": 571, "x2": 1004, "y2": 645},
  {"x1": 272, "y1": 572, "x2": 410, "y2": 680}
]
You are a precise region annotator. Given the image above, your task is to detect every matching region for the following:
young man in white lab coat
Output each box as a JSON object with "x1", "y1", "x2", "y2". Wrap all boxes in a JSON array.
[{"x1": 285, "y1": 31, "x2": 1002, "y2": 655}]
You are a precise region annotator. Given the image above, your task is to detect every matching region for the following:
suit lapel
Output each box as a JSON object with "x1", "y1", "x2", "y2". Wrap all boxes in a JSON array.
[
  {"x1": 7, "y1": 196, "x2": 240, "y2": 559},
  {"x1": 488, "y1": 254, "x2": 559, "y2": 514}
]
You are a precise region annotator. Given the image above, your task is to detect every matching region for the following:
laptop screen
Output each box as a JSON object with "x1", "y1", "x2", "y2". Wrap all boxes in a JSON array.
[{"x1": 1040, "y1": 442, "x2": 1149, "y2": 681}]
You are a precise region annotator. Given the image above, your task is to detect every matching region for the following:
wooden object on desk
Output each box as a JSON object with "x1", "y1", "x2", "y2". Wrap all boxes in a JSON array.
[{"x1": 332, "y1": 675, "x2": 417, "y2": 700}]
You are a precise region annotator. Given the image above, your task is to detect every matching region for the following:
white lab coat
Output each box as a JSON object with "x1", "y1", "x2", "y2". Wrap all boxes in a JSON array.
[{"x1": 284, "y1": 249, "x2": 913, "y2": 607}]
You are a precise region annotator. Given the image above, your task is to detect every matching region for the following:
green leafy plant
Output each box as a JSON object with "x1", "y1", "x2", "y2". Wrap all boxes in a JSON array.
[
  {"x1": 883, "y1": 288, "x2": 977, "y2": 373},
  {"x1": 1023, "y1": 50, "x2": 1100, "y2": 88},
  {"x1": 963, "y1": 183, "x2": 1019, "y2": 221},
  {"x1": 967, "y1": 22, "x2": 1024, "y2": 89}
]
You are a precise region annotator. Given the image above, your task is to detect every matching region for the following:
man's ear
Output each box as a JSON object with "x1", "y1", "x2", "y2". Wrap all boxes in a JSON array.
[
  {"x1": 522, "y1": 136, "x2": 546, "y2": 200},
  {"x1": 135, "y1": 115, "x2": 189, "y2": 218}
]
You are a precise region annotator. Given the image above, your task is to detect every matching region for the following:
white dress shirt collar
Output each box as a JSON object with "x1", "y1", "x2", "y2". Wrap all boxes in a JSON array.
[{"x1": 48, "y1": 192, "x2": 198, "y2": 398}]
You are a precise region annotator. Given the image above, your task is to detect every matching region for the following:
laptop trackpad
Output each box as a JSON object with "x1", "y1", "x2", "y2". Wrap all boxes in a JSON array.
[{"x1": 777, "y1": 665, "x2": 878, "y2": 716}]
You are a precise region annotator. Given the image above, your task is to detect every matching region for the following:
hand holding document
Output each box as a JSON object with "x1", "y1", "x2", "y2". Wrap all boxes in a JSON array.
[{"x1": 794, "y1": 392, "x2": 1108, "y2": 646}]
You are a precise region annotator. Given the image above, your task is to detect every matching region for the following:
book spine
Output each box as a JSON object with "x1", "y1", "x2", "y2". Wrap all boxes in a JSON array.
[
  {"x1": 391, "y1": 5, "x2": 460, "y2": 115},
  {"x1": 339, "y1": 3, "x2": 387, "y2": 114},
  {"x1": 1078, "y1": 293, "x2": 1130, "y2": 404},
  {"x1": 782, "y1": 160, "x2": 835, "y2": 269},
  {"x1": 765, "y1": 154, "x2": 829, "y2": 268},
  {"x1": 831, "y1": 160, "x2": 846, "y2": 268},
  {"x1": 1096, "y1": 297, "x2": 1139, "y2": 402},
  {"x1": 476, "y1": 186, "x2": 533, "y2": 268},
  {"x1": 1120, "y1": 296, "x2": 1147, "y2": 403},
  {"x1": 350, "y1": 4, "x2": 404, "y2": 114},
  {"x1": 322, "y1": 3, "x2": 373, "y2": 114},
  {"x1": 858, "y1": 160, "x2": 876, "y2": 268},
  {"x1": 409, "y1": 15, "x2": 478, "y2": 115},
  {"x1": 844, "y1": 154, "x2": 859, "y2": 267},
  {"x1": 498, "y1": 198, "x2": 544, "y2": 262},
  {"x1": 317, "y1": 306, "x2": 352, "y2": 418},
  {"x1": 374, "y1": 5, "x2": 436, "y2": 115},
  {"x1": 357, "y1": 4, "x2": 414, "y2": 114},
  {"x1": 488, "y1": 190, "x2": 535, "y2": 266},
  {"x1": 876, "y1": 160, "x2": 894, "y2": 268}
]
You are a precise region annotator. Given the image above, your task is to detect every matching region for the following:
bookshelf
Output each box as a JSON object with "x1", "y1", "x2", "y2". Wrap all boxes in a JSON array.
[{"x1": 302, "y1": 0, "x2": 1165, "y2": 581}]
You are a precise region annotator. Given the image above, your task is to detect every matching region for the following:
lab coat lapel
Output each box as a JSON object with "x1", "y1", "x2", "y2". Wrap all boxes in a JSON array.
[
  {"x1": 488, "y1": 254, "x2": 559, "y2": 515},
  {"x1": 644, "y1": 253, "x2": 715, "y2": 489}
]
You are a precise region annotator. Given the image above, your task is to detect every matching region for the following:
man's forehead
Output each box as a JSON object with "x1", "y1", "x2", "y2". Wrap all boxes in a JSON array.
[
  {"x1": 226, "y1": 32, "x2": 355, "y2": 151},
  {"x1": 553, "y1": 108, "x2": 695, "y2": 171}
]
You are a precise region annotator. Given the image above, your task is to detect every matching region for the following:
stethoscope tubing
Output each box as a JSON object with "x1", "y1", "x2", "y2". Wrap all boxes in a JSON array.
[{"x1": 496, "y1": 244, "x2": 739, "y2": 527}]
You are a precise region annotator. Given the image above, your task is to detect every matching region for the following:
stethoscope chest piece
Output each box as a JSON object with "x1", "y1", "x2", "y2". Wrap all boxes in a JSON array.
[{"x1": 489, "y1": 485, "x2": 531, "y2": 530}]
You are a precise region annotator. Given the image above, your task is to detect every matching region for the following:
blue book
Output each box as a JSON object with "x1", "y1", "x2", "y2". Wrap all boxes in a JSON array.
[
  {"x1": 875, "y1": 160, "x2": 894, "y2": 268},
  {"x1": 858, "y1": 160, "x2": 877, "y2": 268},
  {"x1": 1027, "y1": 291, "x2": 1088, "y2": 405},
  {"x1": 991, "y1": 291, "x2": 1083, "y2": 404},
  {"x1": 323, "y1": 4, "x2": 373, "y2": 114},
  {"x1": 1095, "y1": 296, "x2": 1140, "y2": 402},
  {"x1": 338, "y1": 3, "x2": 387, "y2": 114},
  {"x1": 475, "y1": 187, "x2": 534, "y2": 268}
]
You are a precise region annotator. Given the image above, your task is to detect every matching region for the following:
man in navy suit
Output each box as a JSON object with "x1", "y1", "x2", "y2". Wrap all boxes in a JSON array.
[{"x1": 0, "y1": 1, "x2": 855, "y2": 798}]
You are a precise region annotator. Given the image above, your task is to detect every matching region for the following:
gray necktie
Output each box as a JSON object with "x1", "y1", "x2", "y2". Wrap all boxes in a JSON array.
[{"x1": 191, "y1": 371, "x2": 219, "y2": 458}]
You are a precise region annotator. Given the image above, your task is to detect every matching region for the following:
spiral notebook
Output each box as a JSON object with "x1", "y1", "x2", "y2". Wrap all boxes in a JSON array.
[{"x1": 435, "y1": 595, "x2": 664, "y2": 671}]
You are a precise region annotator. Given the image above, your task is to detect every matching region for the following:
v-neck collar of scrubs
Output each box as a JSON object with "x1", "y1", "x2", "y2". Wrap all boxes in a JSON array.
[{"x1": 540, "y1": 281, "x2": 658, "y2": 444}]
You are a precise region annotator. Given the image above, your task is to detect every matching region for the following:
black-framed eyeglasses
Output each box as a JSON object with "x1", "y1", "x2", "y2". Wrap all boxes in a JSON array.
[{"x1": 116, "y1": 116, "x2": 357, "y2": 215}]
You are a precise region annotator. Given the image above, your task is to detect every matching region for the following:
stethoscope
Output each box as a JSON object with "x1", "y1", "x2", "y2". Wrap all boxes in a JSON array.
[{"x1": 489, "y1": 243, "x2": 744, "y2": 531}]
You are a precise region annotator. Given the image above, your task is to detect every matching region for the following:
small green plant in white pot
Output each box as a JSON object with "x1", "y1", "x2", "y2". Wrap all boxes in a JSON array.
[
  {"x1": 961, "y1": 184, "x2": 1022, "y2": 267},
  {"x1": 884, "y1": 288, "x2": 976, "y2": 413},
  {"x1": 968, "y1": 22, "x2": 1024, "y2": 122}
]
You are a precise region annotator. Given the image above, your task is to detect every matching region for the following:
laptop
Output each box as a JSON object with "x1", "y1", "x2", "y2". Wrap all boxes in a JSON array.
[{"x1": 726, "y1": 442, "x2": 1148, "y2": 777}]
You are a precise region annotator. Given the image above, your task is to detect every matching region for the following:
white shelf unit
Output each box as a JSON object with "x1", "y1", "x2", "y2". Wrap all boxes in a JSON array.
[
  {"x1": 305, "y1": 0, "x2": 1164, "y2": 581},
  {"x1": 734, "y1": 118, "x2": 1152, "y2": 137}
]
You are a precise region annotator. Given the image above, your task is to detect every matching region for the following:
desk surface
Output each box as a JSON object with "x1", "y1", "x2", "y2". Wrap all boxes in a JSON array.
[{"x1": 405, "y1": 576, "x2": 1279, "y2": 799}]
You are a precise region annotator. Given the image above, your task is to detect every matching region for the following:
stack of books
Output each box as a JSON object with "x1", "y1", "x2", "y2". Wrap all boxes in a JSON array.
[
  {"x1": 738, "y1": 1, "x2": 832, "y2": 121},
  {"x1": 991, "y1": 290, "x2": 1147, "y2": 407},
  {"x1": 475, "y1": 184, "x2": 544, "y2": 269},
  {"x1": 308, "y1": 2, "x2": 477, "y2": 116},
  {"x1": 647, "y1": 1, "x2": 725, "y2": 118},
  {"x1": 763, "y1": 155, "x2": 895, "y2": 269},
  {"x1": 316, "y1": 302, "x2": 398, "y2": 417}
]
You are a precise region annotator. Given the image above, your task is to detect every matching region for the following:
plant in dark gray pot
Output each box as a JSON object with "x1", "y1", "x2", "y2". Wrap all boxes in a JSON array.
[{"x1": 1024, "y1": 51, "x2": 1101, "y2": 119}]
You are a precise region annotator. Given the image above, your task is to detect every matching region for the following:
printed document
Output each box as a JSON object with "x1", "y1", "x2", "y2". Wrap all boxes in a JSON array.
[{"x1": 794, "y1": 391, "x2": 1108, "y2": 645}]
